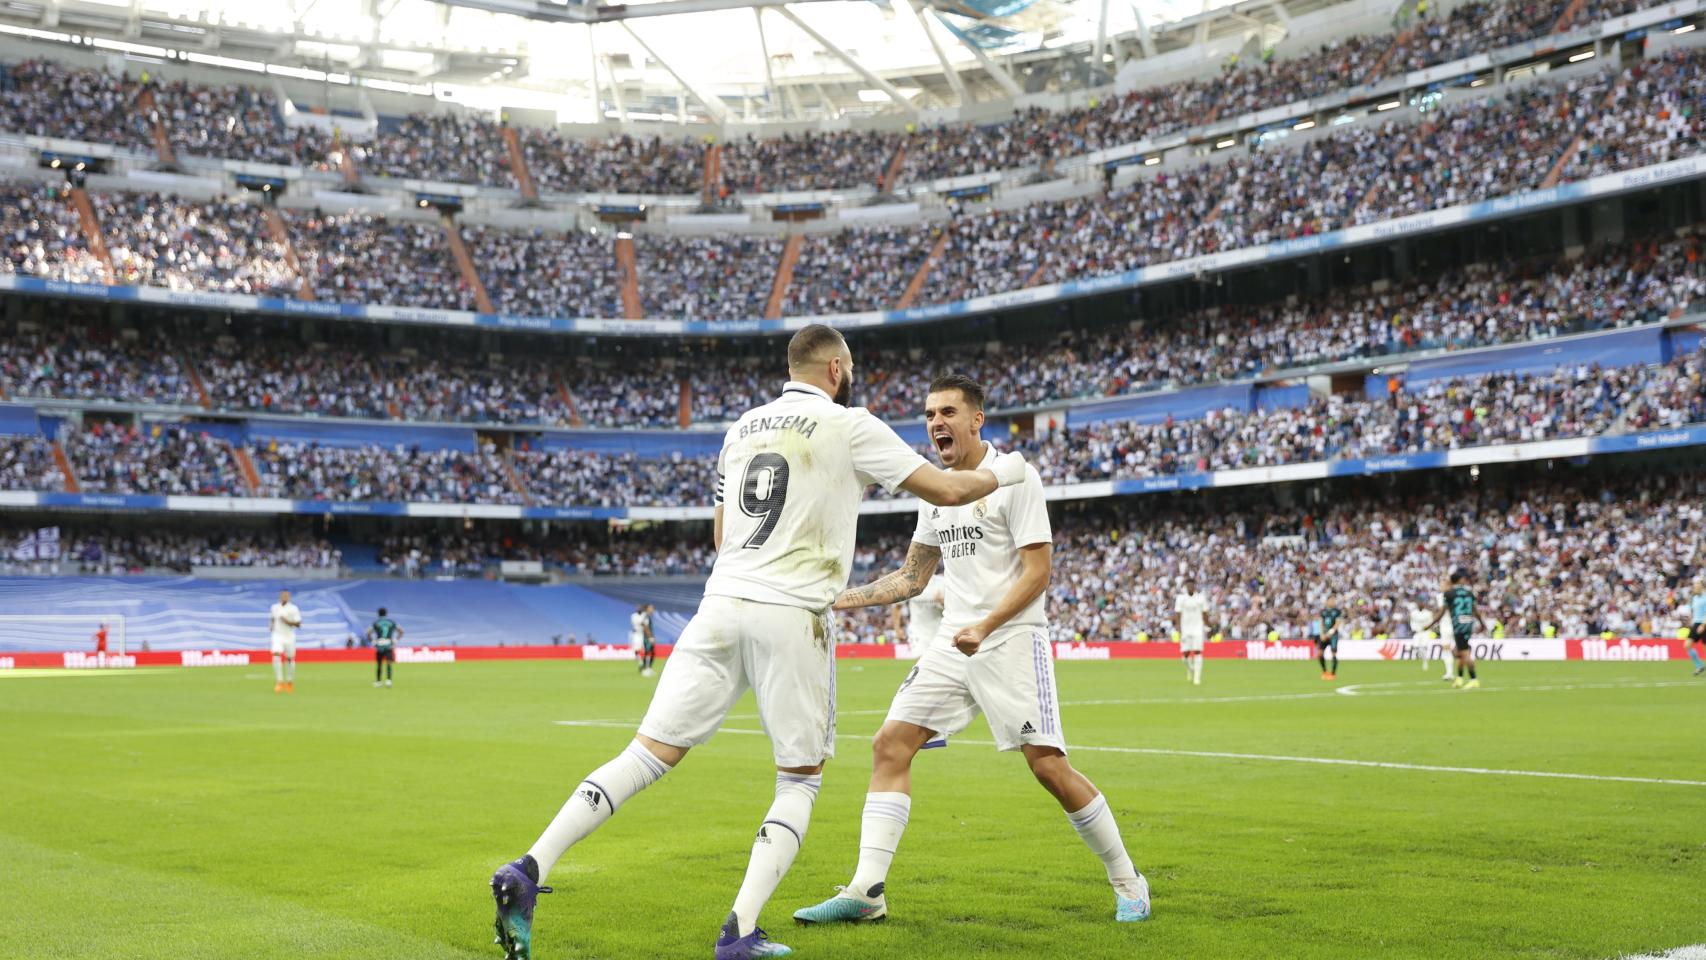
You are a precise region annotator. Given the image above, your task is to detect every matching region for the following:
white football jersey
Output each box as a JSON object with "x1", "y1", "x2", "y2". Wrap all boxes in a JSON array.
[
  {"x1": 1175, "y1": 592, "x2": 1209, "y2": 636},
  {"x1": 1407, "y1": 604, "x2": 1434, "y2": 634},
  {"x1": 704, "y1": 381, "x2": 929, "y2": 611},
  {"x1": 269, "y1": 601, "x2": 301, "y2": 641},
  {"x1": 629, "y1": 611, "x2": 647, "y2": 640},
  {"x1": 907, "y1": 574, "x2": 946, "y2": 646},
  {"x1": 912, "y1": 447, "x2": 1051, "y2": 651}
]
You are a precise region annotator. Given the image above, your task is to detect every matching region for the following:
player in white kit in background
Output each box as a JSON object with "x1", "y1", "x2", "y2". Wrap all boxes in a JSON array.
[
  {"x1": 1407, "y1": 594, "x2": 1451, "y2": 679},
  {"x1": 793, "y1": 374, "x2": 1151, "y2": 928},
  {"x1": 893, "y1": 573, "x2": 945, "y2": 649},
  {"x1": 269, "y1": 588, "x2": 301, "y2": 694},
  {"x1": 629, "y1": 604, "x2": 657, "y2": 676},
  {"x1": 1175, "y1": 580, "x2": 1210, "y2": 686},
  {"x1": 489, "y1": 327, "x2": 1032, "y2": 960}
]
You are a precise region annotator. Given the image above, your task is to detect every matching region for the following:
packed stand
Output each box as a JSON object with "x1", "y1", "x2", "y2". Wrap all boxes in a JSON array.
[
  {"x1": 786, "y1": 226, "x2": 940, "y2": 315},
  {"x1": 636, "y1": 234, "x2": 783, "y2": 320},
  {"x1": 1374, "y1": 0, "x2": 1659, "y2": 83},
  {"x1": 570, "y1": 365, "x2": 681, "y2": 428},
  {"x1": 719, "y1": 130, "x2": 893, "y2": 194},
  {"x1": 520, "y1": 129, "x2": 703, "y2": 196},
  {"x1": 249, "y1": 439, "x2": 520, "y2": 504},
  {"x1": 0, "y1": 321, "x2": 200, "y2": 406},
  {"x1": 355, "y1": 114, "x2": 515, "y2": 188},
  {"x1": 1563, "y1": 49, "x2": 1706, "y2": 179},
  {"x1": 378, "y1": 528, "x2": 714, "y2": 577},
  {"x1": 153, "y1": 80, "x2": 306, "y2": 166},
  {"x1": 64, "y1": 421, "x2": 246, "y2": 496},
  {"x1": 466, "y1": 224, "x2": 622, "y2": 318},
  {"x1": 0, "y1": 523, "x2": 341, "y2": 574},
  {"x1": 1038, "y1": 471, "x2": 1706, "y2": 643},
  {"x1": 0, "y1": 182, "x2": 107, "y2": 283},
  {"x1": 387, "y1": 355, "x2": 573, "y2": 425},
  {"x1": 200, "y1": 338, "x2": 392, "y2": 419},
  {"x1": 0, "y1": 435, "x2": 62, "y2": 492},
  {"x1": 0, "y1": 59, "x2": 152, "y2": 151},
  {"x1": 94, "y1": 192, "x2": 299, "y2": 295},
  {"x1": 286, "y1": 209, "x2": 476, "y2": 310},
  {"x1": 510, "y1": 446, "x2": 717, "y2": 508}
]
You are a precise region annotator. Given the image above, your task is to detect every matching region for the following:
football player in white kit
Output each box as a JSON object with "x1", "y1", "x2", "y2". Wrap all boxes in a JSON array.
[
  {"x1": 629, "y1": 603, "x2": 657, "y2": 676},
  {"x1": 892, "y1": 573, "x2": 945, "y2": 648},
  {"x1": 489, "y1": 327, "x2": 1031, "y2": 960},
  {"x1": 1175, "y1": 579, "x2": 1209, "y2": 686},
  {"x1": 1407, "y1": 593, "x2": 1451, "y2": 679},
  {"x1": 269, "y1": 588, "x2": 301, "y2": 694},
  {"x1": 793, "y1": 374, "x2": 1150, "y2": 928}
]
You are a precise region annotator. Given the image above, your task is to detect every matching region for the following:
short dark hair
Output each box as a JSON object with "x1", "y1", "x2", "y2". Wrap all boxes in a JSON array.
[
  {"x1": 1450, "y1": 570, "x2": 1467, "y2": 584},
  {"x1": 378, "y1": 607, "x2": 387, "y2": 616},
  {"x1": 928, "y1": 373, "x2": 986, "y2": 411},
  {"x1": 787, "y1": 324, "x2": 846, "y2": 371}
]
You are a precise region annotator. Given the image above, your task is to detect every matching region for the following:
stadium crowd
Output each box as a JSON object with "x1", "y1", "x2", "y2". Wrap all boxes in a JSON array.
[
  {"x1": 378, "y1": 528, "x2": 716, "y2": 577},
  {"x1": 636, "y1": 234, "x2": 785, "y2": 320},
  {"x1": 249, "y1": 440, "x2": 520, "y2": 504},
  {"x1": 0, "y1": 523, "x2": 341, "y2": 574},
  {"x1": 464, "y1": 224, "x2": 622, "y2": 319},
  {"x1": 64, "y1": 421, "x2": 246, "y2": 496},
  {"x1": 94, "y1": 192, "x2": 298, "y2": 296},
  {"x1": 0, "y1": 183, "x2": 107, "y2": 283}
]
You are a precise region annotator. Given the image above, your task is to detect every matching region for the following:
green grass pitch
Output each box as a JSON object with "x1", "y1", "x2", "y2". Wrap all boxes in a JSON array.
[{"x1": 3, "y1": 659, "x2": 1702, "y2": 959}]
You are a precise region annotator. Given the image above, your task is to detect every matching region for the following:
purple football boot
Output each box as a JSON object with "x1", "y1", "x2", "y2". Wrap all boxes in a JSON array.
[
  {"x1": 713, "y1": 911, "x2": 793, "y2": 959},
  {"x1": 490, "y1": 854, "x2": 552, "y2": 960}
]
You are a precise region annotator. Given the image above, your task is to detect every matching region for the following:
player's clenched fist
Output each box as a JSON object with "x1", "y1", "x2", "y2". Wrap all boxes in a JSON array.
[{"x1": 953, "y1": 624, "x2": 988, "y2": 656}]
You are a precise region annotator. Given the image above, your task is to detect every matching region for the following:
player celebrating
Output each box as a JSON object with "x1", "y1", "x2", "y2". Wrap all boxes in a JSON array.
[
  {"x1": 1687, "y1": 579, "x2": 1706, "y2": 677},
  {"x1": 1427, "y1": 571, "x2": 1486, "y2": 689},
  {"x1": 1316, "y1": 598, "x2": 1343, "y2": 680},
  {"x1": 1176, "y1": 579, "x2": 1209, "y2": 686},
  {"x1": 368, "y1": 607, "x2": 402, "y2": 688},
  {"x1": 629, "y1": 603, "x2": 658, "y2": 677},
  {"x1": 488, "y1": 326, "x2": 1029, "y2": 960},
  {"x1": 269, "y1": 588, "x2": 301, "y2": 693},
  {"x1": 793, "y1": 374, "x2": 1150, "y2": 928}
]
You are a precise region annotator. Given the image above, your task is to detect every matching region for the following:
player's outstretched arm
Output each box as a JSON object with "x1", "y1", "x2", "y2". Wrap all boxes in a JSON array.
[
  {"x1": 833, "y1": 541, "x2": 942, "y2": 611},
  {"x1": 954, "y1": 543, "x2": 1051, "y2": 656},
  {"x1": 898, "y1": 450, "x2": 1028, "y2": 507}
]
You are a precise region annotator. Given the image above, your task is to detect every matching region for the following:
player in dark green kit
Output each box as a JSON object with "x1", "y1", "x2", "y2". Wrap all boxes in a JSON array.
[
  {"x1": 368, "y1": 607, "x2": 403, "y2": 688},
  {"x1": 1426, "y1": 571, "x2": 1485, "y2": 689},
  {"x1": 1316, "y1": 602, "x2": 1344, "y2": 680}
]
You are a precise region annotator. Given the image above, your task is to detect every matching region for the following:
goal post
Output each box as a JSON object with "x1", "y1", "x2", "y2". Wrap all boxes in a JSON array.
[{"x1": 0, "y1": 615, "x2": 128, "y2": 656}]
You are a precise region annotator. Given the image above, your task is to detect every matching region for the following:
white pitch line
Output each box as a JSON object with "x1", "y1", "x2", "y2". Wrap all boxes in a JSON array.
[
  {"x1": 1618, "y1": 948, "x2": 1706, "y2": 960},
  {"x1": 550, "y1": 720, "x2": 1706, "y2": 788}
]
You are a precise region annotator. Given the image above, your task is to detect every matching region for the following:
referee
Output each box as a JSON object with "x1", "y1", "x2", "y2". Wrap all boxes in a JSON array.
[{"x1": 368, "y1": 608, "x2": 403, "y2": 688}]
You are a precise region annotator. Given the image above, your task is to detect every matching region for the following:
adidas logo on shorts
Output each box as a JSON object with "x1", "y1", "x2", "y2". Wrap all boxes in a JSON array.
[{"x1": 1019, "y1": 721, "x2": 1037, "y2": 736}]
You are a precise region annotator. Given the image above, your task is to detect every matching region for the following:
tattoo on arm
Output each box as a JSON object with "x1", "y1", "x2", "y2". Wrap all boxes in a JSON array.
[{"x1": 836, "y1": 542, "x2": 942, "y2": 610}]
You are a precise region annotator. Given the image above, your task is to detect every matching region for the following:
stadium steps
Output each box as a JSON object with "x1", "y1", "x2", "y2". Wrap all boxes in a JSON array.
[
  {"x1": 50, "y1": 441, "x2": 79, "y2": 494},
  {"x1": 677, "y1": 379, "x2": 693, "y2": 428},
  {"x1": 261, "y1": 207, "x2": 316, "y2": 302},
  {"x1": 1551, "y1": 0, "x2": 1588, "y2": 32},
  {"x1": 231, "y1": 445, "x2": 260, "y2": 495},
  {"x1": 1023, "y1": 262, "x2": 1048, "y2": 289},
  {"x1": 895, "y1": 229, "x2": 951, "y2": 310},
  {"x1": 337, "y1": 147, "x2": 362, "y2": 187},
  {"x1": 182, "y1": 356, "x2": 213, "y2": 410},
  {"x1": 134, "y1": 86, "x2": 178, "y2": 169},
  {"x1": 879, "y1": 142, "x2": 908, "y2": 194},
  {"x1": 67, "y1": 188, "x2": 115, "y2": 283},
  {"x1": 1361, "y1": 27, "x2": 1414, "y2": 85},
  {"x1": 500, "y1": 448, "x2": 532, "y2": 506},
  {"x1": 501, "y1": 125, "x2": 539, "y2": 203},
  {"x1": 440, "y1": 215, "x2": 497, "y2": 314},
  {"x1": 615, "y1": 235, "x2": 644, "y2": 319},
  {"x1": 1541, "y1": 75, "x2": 1627, "y2": 189},
  {"x1": 765, "y1": 234, "x2": 804, "y2": 320},
  {"x1": 554, "y1": 373, "x2": 584, "y2": 427},
  {"x1": 701, "y1": 143, "x2": 722, "y2": 207}
]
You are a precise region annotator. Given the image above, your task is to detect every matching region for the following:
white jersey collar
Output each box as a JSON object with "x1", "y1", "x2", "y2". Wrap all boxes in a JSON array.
[{"x1": 781, "y1": 380, "x2": 831, "y2": 401}]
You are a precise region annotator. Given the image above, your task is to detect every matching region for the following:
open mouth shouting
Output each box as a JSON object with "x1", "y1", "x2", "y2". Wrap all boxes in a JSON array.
[{"x1": 932, "y1": 425, "x2": 956, "y2": 460}]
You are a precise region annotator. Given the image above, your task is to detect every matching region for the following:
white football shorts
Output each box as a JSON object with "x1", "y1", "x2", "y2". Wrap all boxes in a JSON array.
[
  {"x1": 885, "y1": 626, "x2": 1064, "y2": 753},
  {"x1": 638, "y1": 595, "x2": 836, "y2": 768},
  {"x1": 269, "y1": 636, "x2": 296, "y2": 657},
  {"x1": 1180, "y1": 629, "x2": 1205, "y2": 653}
]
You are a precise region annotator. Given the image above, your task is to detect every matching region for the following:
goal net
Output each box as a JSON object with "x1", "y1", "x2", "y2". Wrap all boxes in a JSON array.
[{"x1": 0, "y1": 615, "x2": 128, "y2": 656}]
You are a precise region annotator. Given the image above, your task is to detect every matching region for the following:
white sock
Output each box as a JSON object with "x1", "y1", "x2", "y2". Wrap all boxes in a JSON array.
[
  {"x1": 732, "y1": 772, "x2": 821, "y2": 935},
  {"x1": 847, "y1": 791, "x2": 911, "y2": 898},
  {"x1": 285, "y1": 657, "x2": 295, "y2": 682},
  {"x1": 527, "y1": 740, "x2": 673, "y2": 882},
  {"x1": 1192, "y1": 657, "x2": 1203, "y2": 683},
  {"x1": 272, "y1": 655, "x2": 283, "y2": 683},
  {"x1": 1066, "y1": 794, "x2": 1143, "y2": 899}
]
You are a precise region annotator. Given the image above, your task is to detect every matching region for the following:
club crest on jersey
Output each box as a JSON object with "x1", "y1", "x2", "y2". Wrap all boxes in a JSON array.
[{"x1": 972, "y1": 499, "x2": 988, "y2": 520}]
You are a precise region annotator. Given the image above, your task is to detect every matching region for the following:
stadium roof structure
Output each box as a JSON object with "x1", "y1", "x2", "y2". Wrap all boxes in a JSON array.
[{"x1": 0, "y1": 0, "x2": 1350, "y2": 125}]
